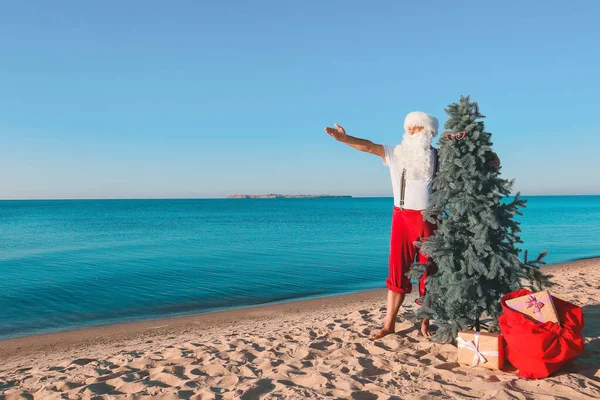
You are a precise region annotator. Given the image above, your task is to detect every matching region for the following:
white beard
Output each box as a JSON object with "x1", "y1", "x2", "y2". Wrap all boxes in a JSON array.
[{"x1": 392, "y1": 130, "x2": 434, "y2": 180}]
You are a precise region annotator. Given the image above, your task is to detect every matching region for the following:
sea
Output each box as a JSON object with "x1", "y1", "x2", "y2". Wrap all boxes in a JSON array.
[{"x1": 1, "y1": 196, "x2": 599, "y2": 340}]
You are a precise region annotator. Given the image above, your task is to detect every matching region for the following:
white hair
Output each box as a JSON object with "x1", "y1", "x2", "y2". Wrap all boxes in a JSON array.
[
  {"x1": 404, "y1": 111, "x2": 439, "y2": 137},
  {"x1": 393, "y1": 112, "x2": 437, "y2": 180}
]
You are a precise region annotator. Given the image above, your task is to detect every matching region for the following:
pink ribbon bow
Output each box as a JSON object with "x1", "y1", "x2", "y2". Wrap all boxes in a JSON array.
[{"x1": 525, "y1": 294, "x2": 545, "y2": 317}]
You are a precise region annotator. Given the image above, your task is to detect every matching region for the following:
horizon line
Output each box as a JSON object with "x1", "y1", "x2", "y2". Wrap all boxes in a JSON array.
[{"x1": 1, "y1": 193, "x2": 599, "y2": 201}]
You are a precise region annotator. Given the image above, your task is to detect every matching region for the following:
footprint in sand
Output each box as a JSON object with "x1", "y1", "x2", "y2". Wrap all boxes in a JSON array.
[
  {"x1": 309, "y1": 340, "x2": 335, "y2": 351},
  {"x1": 201, "y1": 363, "x2": 228, "y2": 377},
  {"x1": 277, "y1": 379, "x2": 298, "y2": 388},
  {"x1": 364, "y1": 344, "x2": 387, "y2": 356},
  {"x1": 433, "y1": 362, "x2": 460, "y2": 371},
  {"x1": 294, "y1": 373, "x2": 328, "y2": 388},
  {"x1": 55, "y1": 381, "x2": 83, "y2": 391},
  {"x1": 70, "y1": 358, "x2": 96, "y2": 366},
  {"x1": 184, "y1": 380, "x2": 201, "y2": 388},
  {"x1": 79, "y1": 382, "x2": 116, "y2": 396},
  {"x1": 189, "y1": 368, "x2": 207, "y2": 377},
  {"x1": 216, "y1": 374, "x2": 239, "y2": 387},
  {"x1": 351, "y1": 391, "x2": 378, "y2": 400},
  {"x1": 239, "y1": 349, "x2": 259, "y2": 363},
  {"x1": 177, "y1": 389, "x2": 196, "y2": 399},
  {"x1": 148, "y1": 371, "x2": 187, "y2": 386},
  {"x1": 283, "y1": 334, "x2": 297, "y2": 342},
  {"x1": 113, "y1": 380, "x2": 147, "y2": 394},
  {"x1": 238, "y1": 364, "x2": 261, "y2": 378},
  {"x1": 292, "y1": 347, "x2": 309, "y2": 359},
  {"x1": 163, "y1": 347, "x2": 184, "y2": 360},
  {"x1": 357, "y1": 357, "x2": 388, "y2": 377},
  {"x1": 124, "y1": 350, "x2": 143, "y2": 358},
  {"x1": 162, "y1": 365, "x2": 187, "y2": 376},
  {"x1": 373, "y1": 341, "x2": 392, "y2": 351},
  {"x1": 354, "y1": 343, "x2": 370, "y2": 355},
  {"x1": 140, "y1": 378, "x2": 171, "y2": 389},
  {"x1": 93, "y1": 367, "x2": 115, "y2": 377},
  {"x1": 251, "y1": 343, "x2": 266, "y2": 352},
  {"x1": 126, "y1": 358, "x2": 155, "y2": 370},
  {"x1": 240, "y1": 378, "x2": 276, "y2": 400}
]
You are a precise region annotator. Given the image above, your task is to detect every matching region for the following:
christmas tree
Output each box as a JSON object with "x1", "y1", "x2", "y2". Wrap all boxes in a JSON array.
[{"x1": 409, "y1": 95, "x2": 551, "y2": 343}]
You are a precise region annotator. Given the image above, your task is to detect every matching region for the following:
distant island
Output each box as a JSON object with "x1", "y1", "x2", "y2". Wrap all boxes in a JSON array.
[{"x1": 227, "y1": 194, "x2": 352, "y2": 199}]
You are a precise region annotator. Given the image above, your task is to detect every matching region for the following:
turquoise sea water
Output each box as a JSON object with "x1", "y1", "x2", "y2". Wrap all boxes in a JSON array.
[{"x1": 1, "y1": 196, "x2": 599, "y2": 339}]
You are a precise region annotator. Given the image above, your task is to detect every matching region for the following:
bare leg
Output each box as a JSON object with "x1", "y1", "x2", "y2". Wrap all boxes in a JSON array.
[
  {"x1": 371, "y1": 290, "x2": 405, "y2": 340},
  {"x1": 420, "y1": 318, "x2": 433, "y2": 337}
]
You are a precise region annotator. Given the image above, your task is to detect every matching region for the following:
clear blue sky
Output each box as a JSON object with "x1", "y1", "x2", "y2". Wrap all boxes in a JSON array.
[{"x1": 1, "y1": 0, "x2": 599, "y2": 199}]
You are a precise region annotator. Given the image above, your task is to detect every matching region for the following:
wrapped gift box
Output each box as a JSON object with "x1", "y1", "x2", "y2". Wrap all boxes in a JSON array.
[
  {"x1": 457, "y1": 331, "x2": 504, "y2": 370},
  {"x1": 505, "y1": 290, "x2": 560, "y2": 325}
]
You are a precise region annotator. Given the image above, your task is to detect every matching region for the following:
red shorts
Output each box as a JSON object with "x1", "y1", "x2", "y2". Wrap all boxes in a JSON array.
[{"x1": 386, "y1": 207, "x2": 437, "y2": 298}]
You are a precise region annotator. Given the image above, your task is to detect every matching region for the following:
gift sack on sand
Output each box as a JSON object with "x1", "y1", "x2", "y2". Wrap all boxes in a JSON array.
[
  {"x1": 457, "y1": 331, "x2": 504, "y2": 370},
  {"x1": 499, "y1": 289, "x2": 585, "y2": 379},
  {"x1": 505, "y1": 290, "x2": 560, "y2": 325}
]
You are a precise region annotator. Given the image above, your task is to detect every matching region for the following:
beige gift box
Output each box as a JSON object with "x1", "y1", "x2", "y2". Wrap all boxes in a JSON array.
[
  {"x1": 457, "y1": 331, "x2": 504, "y2": 370},
  {"x1": 505, "y1": 290, "x2": 560, "y2": 325}
]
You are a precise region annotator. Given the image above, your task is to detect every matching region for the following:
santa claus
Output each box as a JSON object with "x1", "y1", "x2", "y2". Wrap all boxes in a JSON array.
[{"x1": 325, "y1": 112, "x2": 500, "y2": 339}]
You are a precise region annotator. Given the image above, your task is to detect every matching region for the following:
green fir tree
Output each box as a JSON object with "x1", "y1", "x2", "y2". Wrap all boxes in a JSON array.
[{"x1": 409, "y1": 95, "x2": 552, "y2": 344}]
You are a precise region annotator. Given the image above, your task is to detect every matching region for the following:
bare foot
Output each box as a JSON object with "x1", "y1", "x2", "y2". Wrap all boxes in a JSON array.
[
  {"x1": 420, "y1": 319, "x2": 433, "y2": 337},
  {"x1": 370, "y1": 327, "x2": 393, "y2": 340}
]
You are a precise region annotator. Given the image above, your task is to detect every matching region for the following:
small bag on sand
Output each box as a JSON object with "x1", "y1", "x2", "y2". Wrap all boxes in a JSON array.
[
  {"x1": 456, "y1": 331, "x2": 504, "y2": 370},
  {"x1": 499, "y1": 289, "x2": 585, "y2": 379}
]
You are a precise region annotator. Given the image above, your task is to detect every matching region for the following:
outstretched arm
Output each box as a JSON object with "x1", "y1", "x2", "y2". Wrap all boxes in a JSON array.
[{"x1": 324, "y1": 123, "x2": 385, "y2": 160}]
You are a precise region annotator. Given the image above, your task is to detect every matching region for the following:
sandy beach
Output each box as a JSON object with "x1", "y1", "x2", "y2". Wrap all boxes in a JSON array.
[{"x1": 1, "y1": 259, "x2": 598, "y2": 399}]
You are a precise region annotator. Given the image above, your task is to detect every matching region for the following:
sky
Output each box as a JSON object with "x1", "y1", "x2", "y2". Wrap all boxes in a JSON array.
[{"x1": 1, "y1": 0, "x2": 599, "y2": 199}]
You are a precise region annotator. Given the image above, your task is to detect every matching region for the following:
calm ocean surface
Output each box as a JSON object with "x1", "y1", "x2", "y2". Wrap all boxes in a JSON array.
[{"x1": 1, "y1": 196, "x2": 599, "y2": 339}]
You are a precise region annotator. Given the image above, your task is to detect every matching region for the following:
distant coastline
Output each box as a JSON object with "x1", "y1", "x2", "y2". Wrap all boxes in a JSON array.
[{"x1": 227, "y1": 194, "x2": 352, "y2": 199}]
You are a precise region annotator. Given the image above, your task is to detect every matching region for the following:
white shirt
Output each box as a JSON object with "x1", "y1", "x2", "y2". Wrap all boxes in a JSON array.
[{"x1": 383, "y1": 145, "x2": 436, "y2": 210}]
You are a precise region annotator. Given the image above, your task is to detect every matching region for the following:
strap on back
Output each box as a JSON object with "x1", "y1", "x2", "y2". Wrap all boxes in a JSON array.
[{"x1": 399, "y1": 169, "x2": 406, "y2": 208}]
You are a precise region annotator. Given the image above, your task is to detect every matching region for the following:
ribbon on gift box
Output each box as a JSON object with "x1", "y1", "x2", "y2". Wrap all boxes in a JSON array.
[
  {"x1": 457, "y1": 332, "x2": 499, "y2": 367},
  {"x1": 508, "y1": 293, "x2": 551, "y2": 322},
  {"x1": 526, "y1": 295, "x2": 545, "y2": 319}
]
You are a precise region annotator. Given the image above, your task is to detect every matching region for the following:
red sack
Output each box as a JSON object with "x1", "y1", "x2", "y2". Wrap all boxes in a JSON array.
[{"x1": 498, "y1": 289, "x2": 585, "y2": 379}]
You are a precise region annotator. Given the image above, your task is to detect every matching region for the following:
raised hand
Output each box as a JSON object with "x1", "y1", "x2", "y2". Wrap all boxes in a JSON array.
[
  {"x1": 323, "y1": 125, "x2": 384, "y2": 159},
  {"x1": 324, "y1": 123, "x2": 348, "y2": 142}
]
